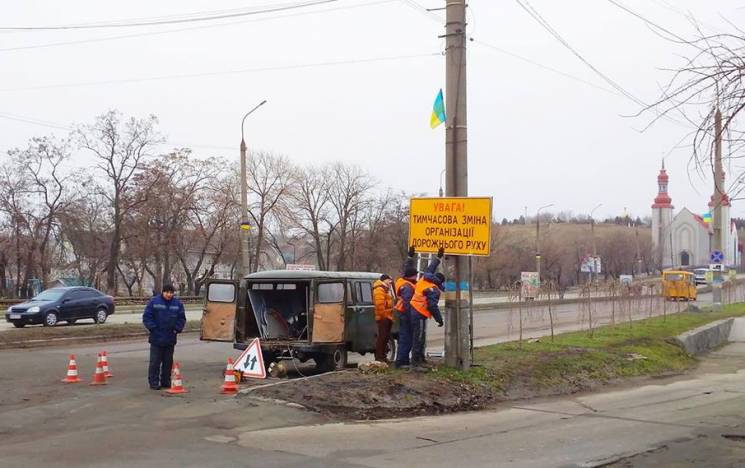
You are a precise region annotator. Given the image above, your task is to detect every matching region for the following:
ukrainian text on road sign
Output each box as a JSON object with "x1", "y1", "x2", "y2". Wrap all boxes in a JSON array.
[{"x1": 408, "y1": 197, "x2": 493, "y2": 256}]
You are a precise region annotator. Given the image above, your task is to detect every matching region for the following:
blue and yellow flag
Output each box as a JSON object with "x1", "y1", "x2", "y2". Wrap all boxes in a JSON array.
[
  {"x1": 703, "y1": 212, "x2": 712, "y2": 224},
  {"x1": 430, "y1": 89, "x2": 446, "y2": 129}
]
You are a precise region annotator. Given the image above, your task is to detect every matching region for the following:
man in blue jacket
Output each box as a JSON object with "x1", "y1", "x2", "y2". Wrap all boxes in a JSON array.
[
  {"x1": 142, "y1": 284, "x2": 186, "y2": 390},
  {"x1": 409, "y1": 248, "x2": 445, "y2": 370}
]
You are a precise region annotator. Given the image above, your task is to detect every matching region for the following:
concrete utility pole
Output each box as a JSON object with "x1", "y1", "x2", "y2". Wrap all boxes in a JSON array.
[
  {"x1": 590, "y1": 204, "x2": 602, "y2": 284},
  {"x1": 239, "y1": 100, "x2": 267, "y2": 277},
  {"x1": 712, "y1": 107, "x2": 724, "y2": 305},
  {"x1": 535, "y1": 204, "x2": 554, "y2": 280},
  {"x1": 443, "y1": 0, "x2": 470, "y2": 370}
]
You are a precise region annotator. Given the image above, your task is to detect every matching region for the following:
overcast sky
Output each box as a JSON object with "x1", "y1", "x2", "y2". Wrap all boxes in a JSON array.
[{"x1": 1, "y1": 0, "x2": 743, "y2": 221}]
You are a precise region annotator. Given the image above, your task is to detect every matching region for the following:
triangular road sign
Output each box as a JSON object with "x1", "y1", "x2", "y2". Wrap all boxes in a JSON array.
[{"x1": 234, "y1": 338, "x2": 266, "y2": 379}]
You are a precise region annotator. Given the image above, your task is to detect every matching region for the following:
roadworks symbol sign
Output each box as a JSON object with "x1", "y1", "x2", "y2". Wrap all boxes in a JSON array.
[{"x1": 234, "y1": 338, "x2": 266, "y2": 379}]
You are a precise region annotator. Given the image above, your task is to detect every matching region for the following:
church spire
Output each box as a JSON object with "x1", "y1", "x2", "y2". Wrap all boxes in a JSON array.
[{"x1": 652, "y1": 160, "x2": 673, "y2": 209}]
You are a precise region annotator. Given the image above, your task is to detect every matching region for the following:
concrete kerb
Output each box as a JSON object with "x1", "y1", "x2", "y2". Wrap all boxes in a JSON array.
[{"x1": 674, "y1": 318, "x2": 735, "y2": 355}]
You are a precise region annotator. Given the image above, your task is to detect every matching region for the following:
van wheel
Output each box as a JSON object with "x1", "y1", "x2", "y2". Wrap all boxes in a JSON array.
[{"x1": 315, "y1": 348, "x2": 347, "y2": 373}]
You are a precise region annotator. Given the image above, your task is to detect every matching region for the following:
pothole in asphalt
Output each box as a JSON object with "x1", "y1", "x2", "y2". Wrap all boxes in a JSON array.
[{"x1": 722, "y1": 434, "x2": 745, "y2": 442}]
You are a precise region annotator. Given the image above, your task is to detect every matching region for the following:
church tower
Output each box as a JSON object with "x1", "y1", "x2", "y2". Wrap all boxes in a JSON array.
[{"x1": 651, "y1": 161, "x2": 674, "y2": 268}]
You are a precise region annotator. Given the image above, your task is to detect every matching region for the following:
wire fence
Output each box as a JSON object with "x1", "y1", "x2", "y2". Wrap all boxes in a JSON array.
[{"x1": 503, "y1": 279, "x2": 745, "y2": 346}]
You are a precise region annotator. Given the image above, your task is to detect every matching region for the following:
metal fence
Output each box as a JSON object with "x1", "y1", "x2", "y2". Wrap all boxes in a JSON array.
[{"x1": 503, "y1": 279, "x2": 745, "y2": 345}]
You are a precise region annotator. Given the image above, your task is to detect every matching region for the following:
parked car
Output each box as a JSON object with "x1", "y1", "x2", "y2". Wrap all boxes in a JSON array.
[
  {"x1": 200, "y1": 270, "x2": 398, "y2": 372},
  {"x1": 5, "y1": 287, "x2": 115, "y2": 328},
  {"x1": 693, "y1": 268, "x2": 708, "y2": 285}
]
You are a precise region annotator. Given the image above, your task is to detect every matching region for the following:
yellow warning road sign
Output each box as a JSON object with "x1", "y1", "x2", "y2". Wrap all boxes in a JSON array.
[{"x1": 408, "y1": 197, "x2": 492, "y2": 256}]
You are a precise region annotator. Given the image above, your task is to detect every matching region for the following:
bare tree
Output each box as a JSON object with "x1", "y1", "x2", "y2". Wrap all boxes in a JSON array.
[
  {"x1": 176, "y1": 163, "x2": 239, "y2": 293},
  {"x1": 75, "y1": 110, "x2": 163, "y2": 294},
  {"x1": 327, "y1": 163, "x2": 375, "y2": 271},
  {"x1": 247, "y1": 152, "x2": 295, "y2": 272},
  {"x1": 291, "y1": 165, "x2": 332, "y2": 270},
  {"x1": 129, "y1": 150, "x2": 214, "y2": 292},
  {"x1": 645, "y1": 26, "x2": 745, "y2": 187},
  {"x1": 58, "y1": 182, "x2": 110, "y2": 288}
]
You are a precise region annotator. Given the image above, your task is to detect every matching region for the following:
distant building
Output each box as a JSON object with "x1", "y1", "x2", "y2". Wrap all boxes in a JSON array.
[{"x1": 651, "y1": 162, "x2": 739, "y2": 268}]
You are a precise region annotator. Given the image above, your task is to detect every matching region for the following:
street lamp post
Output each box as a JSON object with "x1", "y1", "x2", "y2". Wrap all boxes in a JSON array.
[
  {"x1": 590, "y1": 203, "x2": 602, "y2": 283},
  {"x1": 535, "y1": 203, "x2": 554, "y2": 281},
  {"x1": 438, "y1": 169, "x2": 446, "y2": 197},
  {"x1": 240, "y1": 100, "x2": 267, "y2": 276}
]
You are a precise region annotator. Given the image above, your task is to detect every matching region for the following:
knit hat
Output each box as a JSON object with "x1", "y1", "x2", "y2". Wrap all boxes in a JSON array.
[
  {"x1": 404, "y1": 266, "x2": 418, "y2": 278},
  {"x1": 162, "y1": 283, "x2": 175, "y2": 293}
]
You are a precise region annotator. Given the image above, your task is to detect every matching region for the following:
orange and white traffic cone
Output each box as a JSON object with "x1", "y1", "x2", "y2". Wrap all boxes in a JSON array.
[
  {"x1": 220, "y1": 357, "x2": 239, "y2": 394},
  {"x1": 90, "y1": 353, "x2": 108, "y2": 386},
  {"x1": 61, "y1": 354, "x2": 81, "y2": 383},
  {"x1": 166, "y1": 362, "x2": 187, "y2": 394},
  {"x1": 101, "y1": 350, "x2": 113, "y2": 378}
]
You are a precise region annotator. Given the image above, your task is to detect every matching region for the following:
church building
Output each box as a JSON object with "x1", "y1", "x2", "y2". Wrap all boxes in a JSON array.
[{"x1": 651, "y1": 162, "x2": 739, "y2": 269}]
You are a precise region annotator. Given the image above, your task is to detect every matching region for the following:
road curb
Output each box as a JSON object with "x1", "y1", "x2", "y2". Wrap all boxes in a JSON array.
[
  {"x1": 0, "y1": 329, "x2": 199, "y2": 350},
  {"x1": 674, "y1": 319, "x2": 734, "y2": 355}
]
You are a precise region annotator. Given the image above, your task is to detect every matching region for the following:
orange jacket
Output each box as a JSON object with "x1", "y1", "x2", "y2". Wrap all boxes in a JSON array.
[
  {"x1": 373, "y1": 280, "x2": 394, "y2": 321},
  {"x1": 410, "y1": 278, "x2": 443, "y2": 324},
  {"x1": 394, "y1": 277, "x2": 415, "y2": 313}
]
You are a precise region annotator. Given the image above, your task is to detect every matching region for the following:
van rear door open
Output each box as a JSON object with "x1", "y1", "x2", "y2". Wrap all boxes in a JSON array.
[
  {"x1": 312, "y1": 281, "x2": 346, "y2": 343},
  {"x1": 200, "y1": 280, "x2": 238, "y2": 341}
]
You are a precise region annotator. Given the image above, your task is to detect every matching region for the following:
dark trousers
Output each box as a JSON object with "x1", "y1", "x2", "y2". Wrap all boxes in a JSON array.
[
  {"x1": 148, "y1": 344, "x2": 174, "y2": 388},
  {"x1": 395, "y1": 311, "x2": 413, "y2": 367},
  {"x1": 375, "y1": 318, "x2": 393, "y2": 361},
  {"x1": 411, "y1": 313, "x2": 428, "y2": 366}
]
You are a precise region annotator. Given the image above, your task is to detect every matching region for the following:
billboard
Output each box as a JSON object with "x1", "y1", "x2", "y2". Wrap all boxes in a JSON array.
[
  {"x1": 408, "y1": 197, "x2": 493, "y2": 256},
  {"x1": 286, "y1": 264, "x2": 317, "y2": 271},
  {"x1": 521, "y1": 271, "x2": 540, "y2": 299},
  {"x1": 580, "y1": 255, "x2": 602, "y2": 274}
]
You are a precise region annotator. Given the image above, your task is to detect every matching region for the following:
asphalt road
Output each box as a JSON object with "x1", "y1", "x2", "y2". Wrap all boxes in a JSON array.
[
  {"x1": 3, "y1": 332, "x2": 745, "y2": 466},
  {"x1": 0, "y1": 291, "x2": 715, "y2": 343}
]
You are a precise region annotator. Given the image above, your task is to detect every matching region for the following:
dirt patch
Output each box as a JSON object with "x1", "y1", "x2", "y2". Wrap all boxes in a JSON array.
[{"x1": 248, "y1": 365, "x2": 494, "y2": 421}]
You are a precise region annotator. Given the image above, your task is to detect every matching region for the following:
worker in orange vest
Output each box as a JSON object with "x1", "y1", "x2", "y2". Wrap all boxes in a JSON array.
[
  {"x1": 394, "y1": 246, "x2": 418, "y2": 368},
  {"x1": 410, "y1": 247, "x2": 445, "y2": 369},
  {"x1": 373, "y1": 274, "x2": 394, "y2": 362}
]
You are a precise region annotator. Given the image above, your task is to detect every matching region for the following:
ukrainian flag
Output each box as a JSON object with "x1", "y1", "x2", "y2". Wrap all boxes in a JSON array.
[
  {"x1": 430, "y1": 89, "x2": 446, "y2": 129},
  {"x1": 703, "y1": 212, "x2": 712, "y2": 224}
]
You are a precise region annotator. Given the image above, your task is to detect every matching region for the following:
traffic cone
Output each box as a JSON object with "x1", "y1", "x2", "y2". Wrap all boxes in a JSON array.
[
  {"x1": 101, "y1": 350, "x2": 113, "y2": 378},
  {"x1": 220, "y1": 357, "x2": 239, "y2": 394},
  {"x1": 166, "y1": 362, "x2": 187, "y2": 394},
  {"x1": 61, "y1": 354, "x2": 81, "y2": 383},
  {"x1": 90, "y1": 353, "x2": 108, "y2": 386}
]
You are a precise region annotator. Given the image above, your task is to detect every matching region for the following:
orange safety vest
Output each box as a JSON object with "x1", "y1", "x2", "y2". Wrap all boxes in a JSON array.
[
  {"x1": 410, "y1": 279, "x2": 437, "y2": 318},
  {"x1": 394, "y1": 278, "x2": 413, "y2": 313}
]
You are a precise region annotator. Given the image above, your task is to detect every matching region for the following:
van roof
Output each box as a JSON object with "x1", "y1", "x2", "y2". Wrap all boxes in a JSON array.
[{"x1": 245, "y1": 270, "x2": 380, "y2": 280}]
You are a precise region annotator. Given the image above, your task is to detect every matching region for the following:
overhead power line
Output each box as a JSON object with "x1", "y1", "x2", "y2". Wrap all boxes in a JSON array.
[
  {"x1": 399, "y1": 0, "x2": 623, "y2": 99},
  {"x1": 0, "y1": 52, "x2": 441, "y2": 92},
  {"x1": 514, "y1": 0, "x2": 646, "y2": 108},
  {"x1": 471, "y1": 39, "x2": 621, "y2": 98},
  {"x1": 0, "y1": 0, "x2": 396, "y2": 53},
  {"x1": 0, "y1": 0, "x2": 337, "y2": 31}
]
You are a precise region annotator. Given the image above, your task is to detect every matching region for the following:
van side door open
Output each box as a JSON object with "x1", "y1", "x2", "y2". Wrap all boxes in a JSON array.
[
  {"x1": 312, "y1": 281, "x2": 346, "y2": 343},
  {"x1": 200, "y1": 280, "x2": 238, "y2": 341}
]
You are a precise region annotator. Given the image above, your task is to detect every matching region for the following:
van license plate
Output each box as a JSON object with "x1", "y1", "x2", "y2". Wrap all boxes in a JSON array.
[{"x1": 9, "y1": 314, "x2": 21, "y2": 319}]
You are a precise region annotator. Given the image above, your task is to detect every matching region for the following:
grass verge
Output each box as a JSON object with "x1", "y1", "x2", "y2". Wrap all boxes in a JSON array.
[
  {"x1": 0, "y1": 320, "x2": 201, "y2": 348},
  {"x1": 434, "y1": 304, "x2": 745, "y2": 400}
]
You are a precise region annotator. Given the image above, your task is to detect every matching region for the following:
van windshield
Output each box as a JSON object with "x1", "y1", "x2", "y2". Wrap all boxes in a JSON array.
[{"x1": 247, "y1": 282, "x2": 309, "y2": 340}]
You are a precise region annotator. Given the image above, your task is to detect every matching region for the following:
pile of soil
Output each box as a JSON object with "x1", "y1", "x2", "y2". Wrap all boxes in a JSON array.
[{"x1": 250, "y1": 367, "x2": 495, "y2": 420}]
